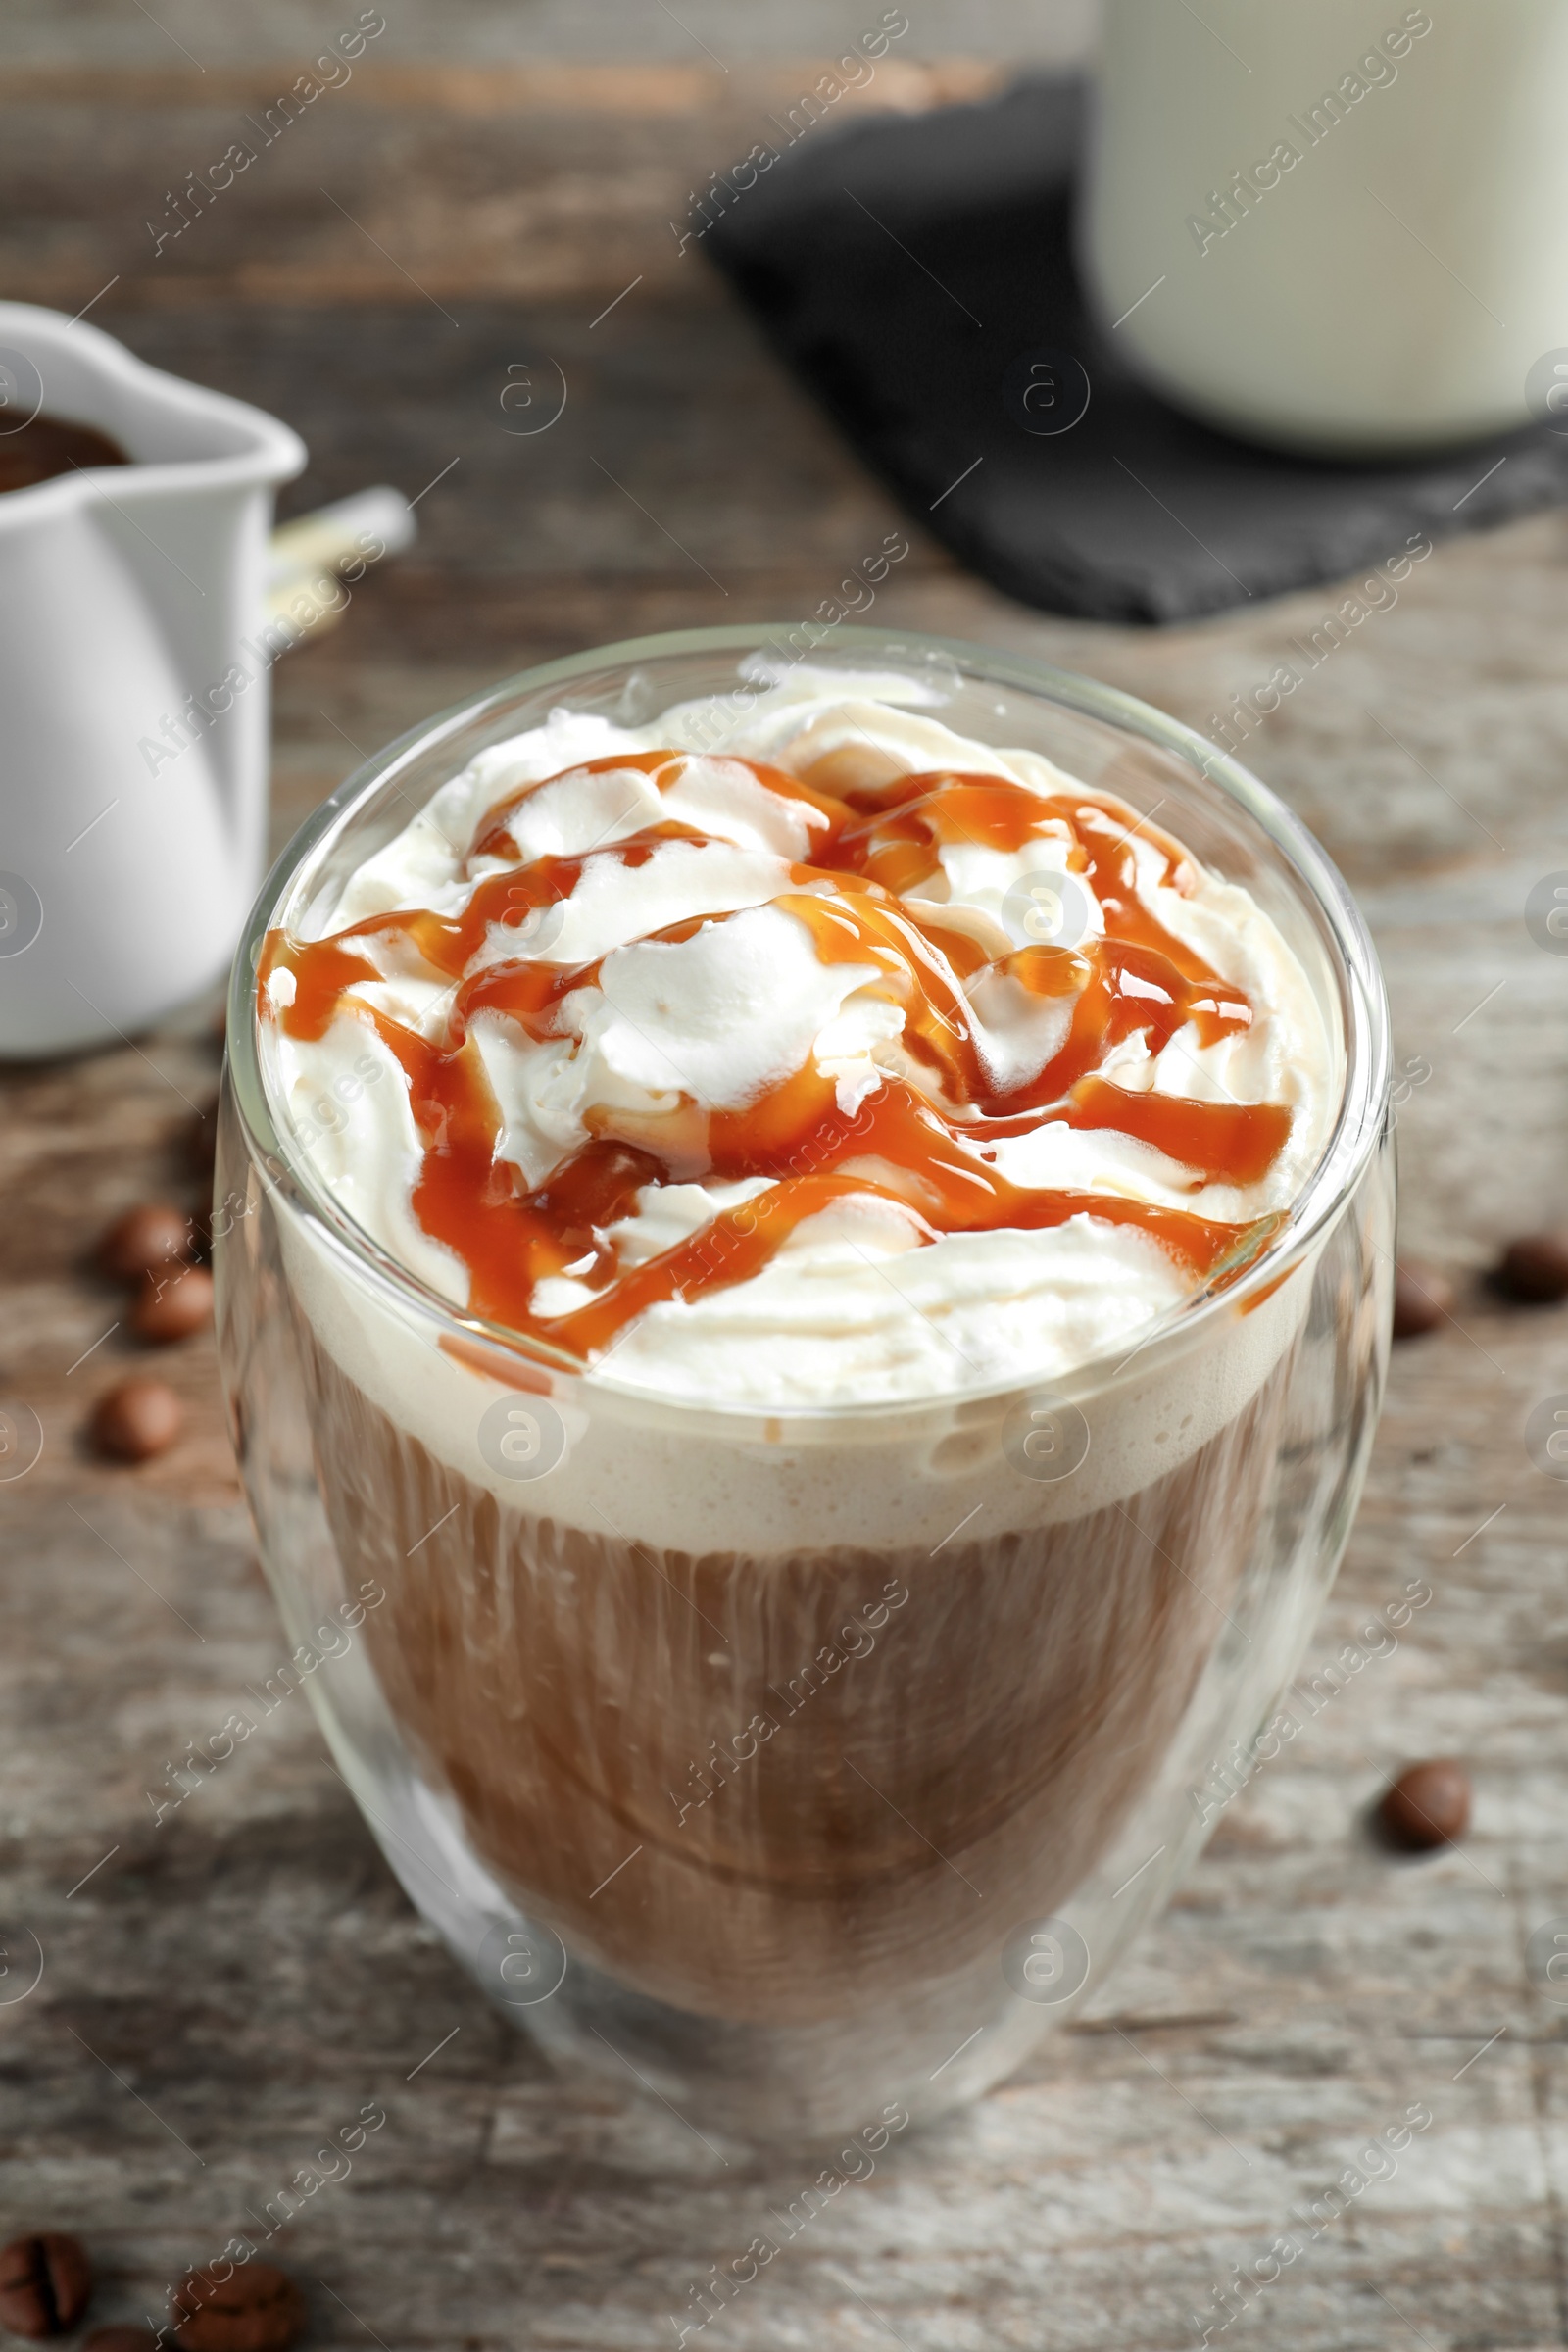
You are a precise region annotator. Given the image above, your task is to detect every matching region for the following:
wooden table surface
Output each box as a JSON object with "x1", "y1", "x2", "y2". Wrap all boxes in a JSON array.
[{"x1": 5, "y1": 17, "x2": 1568, "y2": 2349}]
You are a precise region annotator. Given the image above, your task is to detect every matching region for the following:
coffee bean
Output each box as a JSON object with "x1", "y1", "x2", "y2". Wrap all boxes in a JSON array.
[
  {"x1": 98, "y1": 1201, "x2": 194, "y2": 1284},
  {"x1": 172, "y1": 2263, "x2": 305, "y2": 2352},
  {"x1": 1494, "y1": 1231, "x2": 1568, "y2": 1304},
  {"x1": 92, "y1": 1376, "x2": 184, "y2": 1463},
  {"x1": 1392, "y1": 1260, "x2": 1450, "y2": 1339},
  {"x1": 84, "y1": 2330, "x2": 160, "y2": 2352},
  {"x1": 1378, "y1": 1757, "x2": 1472, "y2": 1850},
  {"x1": 130, "y1": 1265, "x2": 214, "y2": 1345},
  {"x1": 0, "y1": 2233, "x2": 92, "y2": 2337}
]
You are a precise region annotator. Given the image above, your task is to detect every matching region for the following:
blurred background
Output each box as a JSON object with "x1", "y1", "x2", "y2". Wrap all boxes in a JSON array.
[{"x1": 1, "y1": 0, "x2": 1095, "y2": 863}]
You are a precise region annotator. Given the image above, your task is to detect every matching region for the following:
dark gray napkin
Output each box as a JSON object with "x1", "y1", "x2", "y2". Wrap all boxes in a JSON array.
[{"x1": 703, "y1": 76, "x2": 1568, "y2": 624}]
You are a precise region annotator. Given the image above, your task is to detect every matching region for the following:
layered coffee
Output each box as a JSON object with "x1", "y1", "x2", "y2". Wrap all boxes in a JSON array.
[{"x1": 256, "y1": 664, "x2": 1337, "y2": 2029}]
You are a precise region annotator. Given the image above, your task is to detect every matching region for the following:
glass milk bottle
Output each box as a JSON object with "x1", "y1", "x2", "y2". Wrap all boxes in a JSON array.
[{"x1": 1081, "y1": 0, "x2": 1568, "y2": 452}]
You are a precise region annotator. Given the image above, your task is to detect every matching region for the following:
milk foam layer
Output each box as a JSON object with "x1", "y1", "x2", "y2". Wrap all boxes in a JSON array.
[
  {"x1": 264, "y1": 665, "x2": 1337, "y2": 1412},
  {"x1": 272, "y1": 1197, "x2": 1313, "y2": 1555}
]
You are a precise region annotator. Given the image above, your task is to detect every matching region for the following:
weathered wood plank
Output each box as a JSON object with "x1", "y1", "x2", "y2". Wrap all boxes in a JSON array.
[
  {"x1": 0, "y1": 5, "x2": 1095, "y2": 70},
  {"x1": 0, "y1": 63, "x2": 1012, "y2": 309}
]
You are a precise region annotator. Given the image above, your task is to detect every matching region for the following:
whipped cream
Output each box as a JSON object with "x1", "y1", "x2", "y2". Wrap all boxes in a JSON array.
[{"x1": 261, "y1": 666, "x2": 1337, "y2": 1407}]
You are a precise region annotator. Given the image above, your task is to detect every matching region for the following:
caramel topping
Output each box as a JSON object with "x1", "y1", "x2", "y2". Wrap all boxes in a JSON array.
[{"x1": 262, "y1": 751, "x2": 1296, "y2": 1360}]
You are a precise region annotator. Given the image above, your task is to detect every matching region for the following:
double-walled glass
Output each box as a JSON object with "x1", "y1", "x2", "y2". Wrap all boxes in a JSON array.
[{"x1": 214, "y1": 627, "x2": 1392, "y2": 2147}]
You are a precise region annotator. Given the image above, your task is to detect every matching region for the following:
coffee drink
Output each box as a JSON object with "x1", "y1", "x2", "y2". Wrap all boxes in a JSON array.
[
  {"x1": 236, "y1": 658, "x2": 1351, "y2": 2111},
  {"x1": 295, "y1": 1317, "x2": 1293, "y2": 2023},
  {"x1": 0, "y1": 416, "x2": 126, "y2": 497}
]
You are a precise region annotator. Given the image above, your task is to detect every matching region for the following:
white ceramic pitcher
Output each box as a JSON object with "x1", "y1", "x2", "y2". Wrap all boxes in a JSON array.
[{"x1": 0, "y1": 301, "x2": 305, "y2": 1057}]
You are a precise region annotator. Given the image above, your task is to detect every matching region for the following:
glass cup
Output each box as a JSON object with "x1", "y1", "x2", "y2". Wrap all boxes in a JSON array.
[{"x1": 214, "y1": 626, "x2": 1392, "y2": 2149}]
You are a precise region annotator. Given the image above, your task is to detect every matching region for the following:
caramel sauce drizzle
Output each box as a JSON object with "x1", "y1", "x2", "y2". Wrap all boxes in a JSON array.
[{"x1": 260, "y1": 751, "x2": 1294, "y2": 1360}]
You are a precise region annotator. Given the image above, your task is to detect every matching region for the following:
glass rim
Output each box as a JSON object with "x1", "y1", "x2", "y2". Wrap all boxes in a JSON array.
[{"x1": 226, "y1": 620, "x2": 1391, "y2": 1422}]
